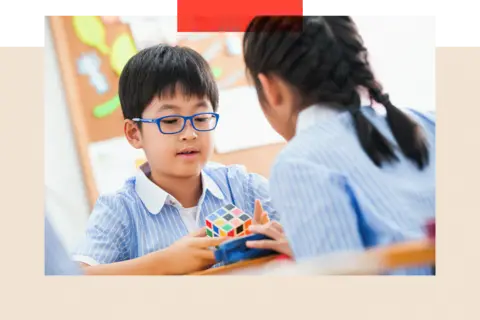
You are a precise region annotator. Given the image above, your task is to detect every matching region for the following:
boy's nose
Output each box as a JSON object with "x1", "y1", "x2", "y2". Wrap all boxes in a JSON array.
[{"x1": 180, "y1": 120, "x2": 198, "y2": 140}]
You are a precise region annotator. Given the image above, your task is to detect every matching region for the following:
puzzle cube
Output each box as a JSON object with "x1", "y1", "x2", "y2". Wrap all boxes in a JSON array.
[{"x1": 205, "y1": 204, "x2": 253, "y2": 238}]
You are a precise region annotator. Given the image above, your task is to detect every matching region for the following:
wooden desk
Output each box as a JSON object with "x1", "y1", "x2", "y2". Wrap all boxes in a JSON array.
[
  {"x1": 191, "y1": 255, "x2": 282, "y2": 275},
  {"x1": 191, "y1": 239, "x2": 435, "y2": 275}
]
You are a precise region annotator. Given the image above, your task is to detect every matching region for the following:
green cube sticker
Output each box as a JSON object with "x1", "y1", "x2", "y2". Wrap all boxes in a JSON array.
[
  {"x1": 222, "y1": 224, "x2": 233, "y2": 232},
  {"x1": 206, "y1": 228, "x2": 213, "y2": 237}
]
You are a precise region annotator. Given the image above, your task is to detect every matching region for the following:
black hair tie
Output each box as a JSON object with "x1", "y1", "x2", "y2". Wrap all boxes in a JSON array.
[{"x1": 379, "y1": 93, "x2": 393, "y2": 109}]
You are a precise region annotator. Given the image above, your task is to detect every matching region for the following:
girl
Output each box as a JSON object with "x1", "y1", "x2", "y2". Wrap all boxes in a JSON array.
[{"x1": 243, "y1": 16, "x2": 435, "y2": 275}]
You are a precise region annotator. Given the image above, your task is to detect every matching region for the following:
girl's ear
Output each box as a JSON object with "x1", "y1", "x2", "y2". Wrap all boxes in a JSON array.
[
  {"x1": 258, "y1": 73, "x2": 296, "y2": 111},
  {"x1": 258, "y1": 73, "x2": 282, "y2": 108}
]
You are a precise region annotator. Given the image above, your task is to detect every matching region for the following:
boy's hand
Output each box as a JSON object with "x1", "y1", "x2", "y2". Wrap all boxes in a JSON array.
[
  {"x1": 162, "y1": 227, "x2": 228, "y2": 275},
  {"x1": 248, "y1": 199, "x2": 293, "y2": 257}
]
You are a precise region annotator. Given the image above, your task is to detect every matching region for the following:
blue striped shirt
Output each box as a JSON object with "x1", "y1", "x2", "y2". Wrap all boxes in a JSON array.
[
  {"x1": 73, "y1": 163, "x2": 277, "y2": 267},
  {"x1": 45, "y1": 215, "x2": 82, "y2": 275},
  {"x1": 270, "y1": 106, "x2": 435, "y2": 275}
]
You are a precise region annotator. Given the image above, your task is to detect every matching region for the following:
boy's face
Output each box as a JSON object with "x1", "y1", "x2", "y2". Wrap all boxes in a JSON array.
[{"x1": 125, "y1": 90, "x2": 215, "y2": 179}]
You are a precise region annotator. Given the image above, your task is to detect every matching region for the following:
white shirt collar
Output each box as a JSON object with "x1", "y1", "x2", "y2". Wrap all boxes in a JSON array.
[
  {"x1": 135, "y1": 163, "x2": 224, "y2": 214},
  {"x1": 296, "y1": 104, "x2": 342, "y2": 134},
  {"x1": 296, "y1": 94, "x2": 372, "y2": 134}
]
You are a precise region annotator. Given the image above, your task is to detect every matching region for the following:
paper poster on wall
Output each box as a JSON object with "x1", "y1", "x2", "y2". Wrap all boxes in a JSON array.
[
  {"x1": 93, "y1": 95, "x2": 120, "y2": 118},
  {"x1": 77, "y1": 51, "x2": 109, "y2": 94},
  {"x1": 72, "y1": 16, "x2": 110, "y2": 55},
  {"x1": 110, "y1": 33, "x2": 137, "y2": 76}
]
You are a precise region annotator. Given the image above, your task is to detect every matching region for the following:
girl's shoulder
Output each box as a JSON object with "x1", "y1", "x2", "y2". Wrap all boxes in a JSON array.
[{"x1": 405, "y1": 108, "x2": 436, "y2": 128}]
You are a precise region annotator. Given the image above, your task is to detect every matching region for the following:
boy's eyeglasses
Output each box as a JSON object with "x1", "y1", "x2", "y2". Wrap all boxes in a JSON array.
[{"x1": 132, "y1": 112, "x2": 220, "y2": 135}]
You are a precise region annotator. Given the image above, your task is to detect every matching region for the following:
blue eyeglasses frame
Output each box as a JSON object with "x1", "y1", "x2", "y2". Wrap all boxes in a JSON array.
[{"x1": 132, "y1": 112, "x2": 220, "y2": 135}]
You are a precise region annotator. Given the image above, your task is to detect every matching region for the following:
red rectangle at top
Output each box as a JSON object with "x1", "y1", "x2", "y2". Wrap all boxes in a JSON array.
[
  {"x1": 177, "y1": 0, "x2": 303, "y2": 32},
  {"x1": 178, "y1": 0, "x2": 303, "y2": 15}
]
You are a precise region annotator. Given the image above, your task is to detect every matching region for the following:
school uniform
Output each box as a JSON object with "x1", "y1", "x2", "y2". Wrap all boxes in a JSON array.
[
  {"x1": 73, "y1": 163, "x2": 277, "y2": 266},
  {"x1": 45, "y1": 215, "x2": 82, "y2": 275},
  {"x1": 269, "y1": 105, "x2": 435, "y2": 275}
]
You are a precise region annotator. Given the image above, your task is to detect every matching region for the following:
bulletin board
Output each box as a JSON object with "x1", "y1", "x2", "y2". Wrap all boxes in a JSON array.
[
  {"x1": 50, "y1": 16, "x2": 131, "y2": 208},
  {"x1": 49, "y1": 16, "x2": 284, "y2": 209}
]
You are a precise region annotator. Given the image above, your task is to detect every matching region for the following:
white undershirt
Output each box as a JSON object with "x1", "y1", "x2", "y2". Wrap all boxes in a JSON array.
[
  {"x1": 178, "y1": 206, "x2": 199, "y2": 233},
  {"x1": 167, "y1": 195, "x2": 199, "y2": 233},
  {"x1": 167, "y1": 196, "x2": 199, "y2": 233}
]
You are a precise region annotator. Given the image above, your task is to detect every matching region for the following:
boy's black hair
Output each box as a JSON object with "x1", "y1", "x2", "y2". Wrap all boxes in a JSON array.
[
  {"x1": 243, "y1": 16, "x2": 429, "y2": 169},
  {"x1": 119, "y1": 44, "x2": 219, "y2": 121}
]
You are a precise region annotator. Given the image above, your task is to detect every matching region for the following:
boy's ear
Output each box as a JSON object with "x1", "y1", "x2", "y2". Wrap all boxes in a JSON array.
[{"x1": 124, "y1": 119, "x2": 143, "y2": 149}]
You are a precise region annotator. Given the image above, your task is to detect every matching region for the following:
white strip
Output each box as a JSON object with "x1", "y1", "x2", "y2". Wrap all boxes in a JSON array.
[{"x1": 73, "y1": 255, "x2": 100, "y2": 266}]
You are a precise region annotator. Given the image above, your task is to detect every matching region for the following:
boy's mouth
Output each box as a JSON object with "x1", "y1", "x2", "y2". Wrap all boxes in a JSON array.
[{"x1": 176, "y1": 147, "x2": 200, "y2": 158}]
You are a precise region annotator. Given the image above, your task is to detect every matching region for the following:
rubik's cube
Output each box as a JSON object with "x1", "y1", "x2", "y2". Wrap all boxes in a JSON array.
[{"x1": 205, "y1": 204, "x2": 253, "y2": 238}]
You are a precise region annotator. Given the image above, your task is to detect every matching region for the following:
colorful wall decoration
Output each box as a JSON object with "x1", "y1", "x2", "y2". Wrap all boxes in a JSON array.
[
  {"x1": 50, "y1": 16, "x2": 140, "y2": 207},
  {"x1": 72, "y1": 16, "x2": 137, "y2": 121}
]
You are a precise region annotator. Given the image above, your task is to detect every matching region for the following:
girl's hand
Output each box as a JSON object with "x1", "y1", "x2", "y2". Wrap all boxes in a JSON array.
[
  {"x1": 252, "y1": 199, "x2": 270, "y2": 225},
  {"x1": 248, "y1": 200, "x2": 293, "y2": 257}
]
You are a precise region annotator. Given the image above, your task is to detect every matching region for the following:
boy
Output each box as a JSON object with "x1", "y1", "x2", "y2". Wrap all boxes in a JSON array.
[{"x1": 72, "y1": 44, "x2": 279, "y2": 275}]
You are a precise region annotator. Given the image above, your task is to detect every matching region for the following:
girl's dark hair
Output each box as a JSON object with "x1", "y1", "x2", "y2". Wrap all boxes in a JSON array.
[{"x1": 243, "y1": 16, "x2": 429, "y2": 169}]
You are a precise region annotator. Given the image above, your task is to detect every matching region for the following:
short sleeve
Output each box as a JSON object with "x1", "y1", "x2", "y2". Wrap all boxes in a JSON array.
[
  {"x1": 270, "y1": 158, "x2": 364, "y2": 260},
  {"x1": 72, "y1": 195, "x2": 132, "y2": 265}
]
